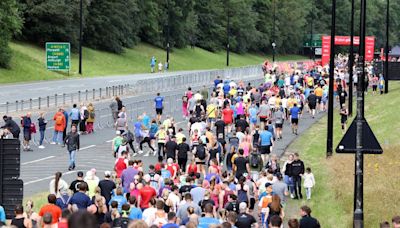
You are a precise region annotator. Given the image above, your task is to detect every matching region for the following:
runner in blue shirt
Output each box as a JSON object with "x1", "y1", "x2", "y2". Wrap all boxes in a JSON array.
[
  {"x1": 154, "y1": 93, "x2": 164, "y2": 122},
  {"x1": 290, "y1": 103, "x2": 301, "y2": 135},
  {"x1": 259, "y1": 125, "x2": 274, "y2": 165}
]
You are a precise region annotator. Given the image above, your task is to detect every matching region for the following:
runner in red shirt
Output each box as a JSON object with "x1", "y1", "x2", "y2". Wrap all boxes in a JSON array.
[
  {"x1": 114, "y1": 151, "x2": 128, "y2": 178},
  {"x1": 222, "y1": 105, "x2": 234, "y2": 133},
  {"x1": 154, "y1": 156, "x2": 163, "y2": 172},
  {"x1": 139, "y1": 178, "x2": 157, "y2": 210}
]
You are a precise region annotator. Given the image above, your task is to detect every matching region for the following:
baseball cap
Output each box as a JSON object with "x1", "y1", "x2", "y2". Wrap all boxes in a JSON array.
[
  {"x1": 77, "y1": 171, "x2": 84, "y2": 177},
  {"x1": 265, "y1": 182, "x2": 273, "y2": 188},
  {"x1": 104, "y1": 171, "x2": 111, "y2": 177},
  {"x1": 116, "y1": 130, "x2": 121, "y2": 135}
]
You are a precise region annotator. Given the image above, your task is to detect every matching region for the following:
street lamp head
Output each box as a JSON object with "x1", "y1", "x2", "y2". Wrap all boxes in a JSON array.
[{"x1": 272, "y1": 42, "x2": 276, "y2": 48}]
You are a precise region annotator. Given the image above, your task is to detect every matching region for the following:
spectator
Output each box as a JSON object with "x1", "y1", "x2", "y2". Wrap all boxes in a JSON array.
[
  {"x1": 69, "y1": 182, "x2": 92, "y2": 210},
  {"x1": 11, "y1": 204, "x2": 33, "y2": 228},
  {"x1": 38, "y1": 194, "x2": 62, "y2": 226},
  {"x1": 299, "y1": 205, "x2": 320, "y2": 228}
]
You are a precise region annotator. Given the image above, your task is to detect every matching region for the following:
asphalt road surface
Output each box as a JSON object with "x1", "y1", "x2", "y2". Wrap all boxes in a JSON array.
[
  {"x1": 0, "y1": 70, "x2": 208, "y2": 105},
  {"x1": 21, "y1": 107, "x2": 326, "y2": 197}
]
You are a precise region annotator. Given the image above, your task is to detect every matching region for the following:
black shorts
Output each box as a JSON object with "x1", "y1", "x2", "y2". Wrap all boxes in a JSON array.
[
  {"x1": 156, "y1": 108, "x2": 163, "y2": 115},
  {"x1": 260, "y1": 145, "x2": 271, "y2": 154},
  {"x1": 275, "y1": 123, "x2": 283, "y2": 128},
  {"x1": 259, "y1": 116, "x2": 268, "y2": 123},
  {"x1": 372, "y1": 85, "x2": 377, "y2": 91},
  {"x1": 291, "y1": 118, "x2": 299, "y2": 124},
  {"x1": 196, "y1": 161, "x2": 205, "y2": 165},
  {"x1": 23, "y1": 129, "x2": 31, "y2": 141},
  {"x1": 316, "y1": 96, "x2": 322, "y2": 104},
  {"x1": 309, "y1": 103, "x2": 316, "y2": 110}
]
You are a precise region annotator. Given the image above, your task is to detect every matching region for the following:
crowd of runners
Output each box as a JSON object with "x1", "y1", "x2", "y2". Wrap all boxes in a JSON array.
[{"x1": 0, "y1": 56, "x2": 394, "y2": 228}]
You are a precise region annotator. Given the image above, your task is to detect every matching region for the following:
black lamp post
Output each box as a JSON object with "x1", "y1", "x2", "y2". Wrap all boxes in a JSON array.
[
  {"x1": 385, "y1": 0, "x2": 389, "y2": 93},
  {"x1": 272, "y1": 0, "x2": 276, "y2": 62},
  {"x1": 348, "y1": 0, "x2": 354, "y2": 116},
  {"x1": 166, "y1": 0, "x2": 170, "y2": 68},
  {"x1": 226, "y1": 0, "x2": 230, "y2": 67},
  {"x1": 78, "y1": 0, "x2": 83, "y2": 75}
]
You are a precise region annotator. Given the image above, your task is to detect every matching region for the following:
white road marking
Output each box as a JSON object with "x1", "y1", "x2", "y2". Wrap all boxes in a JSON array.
[
  {"x1": 24, "y1": 171, "x2": 76, "y2": 185},
  {"x1": 22, "y1": 156, "x2": 56, "y2": 165},
  {"x1": 80, "y1": 145, "x2": 96, "y2": 150},
  {"x1": 106, "y1": 140, "x2": 113, "y2": 143}
]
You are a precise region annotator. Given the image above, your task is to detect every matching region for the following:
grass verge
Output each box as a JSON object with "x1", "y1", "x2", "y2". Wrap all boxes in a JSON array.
[
  {"x1": 284, "y1": 81, "x2": 400, "y2": 227},
  {"x1": 0, "y1": 41, "x2": 305, "y2": 84}
]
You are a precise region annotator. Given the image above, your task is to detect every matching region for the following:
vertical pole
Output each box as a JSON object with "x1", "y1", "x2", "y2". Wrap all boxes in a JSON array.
[
  {"x1": 326, "y1": 0, "x2": 336, "y2": 157},
  {"x1": 309, "y1": 0, "x2": 313, "y2": 60},
  {"x1": 354, "y1": 0, "x2": 366, "y2": 227},
  {"x1": 272, "y1": 0, "x2": 276, "y2": 62},
  {"x1": 385, "y1": 0, "x2": 389, "y2": 93},
  {"x1": 78, "y1": 0, "x2": 83, "y2": 75},
  {"x1": 348, "y1": 0, "x2": 355, "y2": 116},
  {"x1": 166, "y1": 0, "x2": 170, "y2": 67},
  {"x1": 226, "y1": 0, "x2": 230, "y2": 67}
]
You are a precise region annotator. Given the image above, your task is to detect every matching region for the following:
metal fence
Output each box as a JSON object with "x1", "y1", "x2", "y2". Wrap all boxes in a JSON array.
[
  {"x1": 0, "y1": 65, "x2": 262, "y2": 114},
  {"x1": 15, "y1": 75, "x2": 264, "y2": 146}
]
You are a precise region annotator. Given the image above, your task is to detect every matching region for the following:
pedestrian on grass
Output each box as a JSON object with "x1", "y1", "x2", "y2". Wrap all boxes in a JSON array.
[
  {"x1": 290, "y1": 153, "x2": 304, "y2": 200},
  {"x1": 340, "y1": 104, "x2": 348, "y2": 134},
  {"x1": 303, "y1": 167, "x2": 315, "y2": 200},
  {"x1": 150, "y1": 56, "x2": 156, "y2": 73},
  {"x1": 64, "y1": 125, "x2": 80, "y2": 171}
]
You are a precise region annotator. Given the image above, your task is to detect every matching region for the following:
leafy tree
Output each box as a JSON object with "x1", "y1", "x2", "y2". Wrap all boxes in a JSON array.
[
  {"x1": 0, "y1": 0, "x2": 22, "y2": 68},
  {"x1": 84, "y1": 0, "x2": 140, "y2": 53},
  {"x1": 18, "y1": 0, "x2": 87, "y2": 51}
]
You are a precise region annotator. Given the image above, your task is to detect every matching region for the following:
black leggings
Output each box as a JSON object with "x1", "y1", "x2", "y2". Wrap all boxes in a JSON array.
[
  {"x1": 140, "y1": 137, "x2": 155, "y2": 151},
  {"x1": 158, "y1": 143, "x2": 165, "y2": 157},
  {"x1": 178, "y1": 158, "x2": 187, "y2": 172},
  {"x1": 128, "y1": 140, "x2": 136, "y2": 153}
]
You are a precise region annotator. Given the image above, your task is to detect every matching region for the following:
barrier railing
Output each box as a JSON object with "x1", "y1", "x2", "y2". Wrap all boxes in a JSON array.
[{"x1": 0, "y1": 65, "x2": 262, "y2": 114}]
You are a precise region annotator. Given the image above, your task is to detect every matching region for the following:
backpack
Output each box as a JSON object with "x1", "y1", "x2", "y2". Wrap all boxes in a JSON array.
[
  {"x1": 149, "y1": 172, "x2": 159, "y2": 190},
  {"x1": 89, "y1": 111, "x2": 95, "y2": 119},
  {"x1": 58, "y1": 194, "x2": 71, "y2": 210},
  {"x1": 112, "y1": 217, "x2": 130, "y2": 228},
  {"x1": 250, "y1": 153, "x2": 260, "y2": 168},
  {"x1": 55, "y1": 115, "x2": 63, "y2": 125},
  {"x1": 83, "y1": 110, "x2": 89, "y2": 119},
  {"x1": 238, "y1": 188, "x2": 248, "y2": 203},
  {"x1": 196, "y1": 145, "x2": 206, "y2": 160}
]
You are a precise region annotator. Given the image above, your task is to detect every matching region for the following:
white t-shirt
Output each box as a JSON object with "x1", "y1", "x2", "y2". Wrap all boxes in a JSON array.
[{"x1": 143, "y1": 207, "x2": 157, "y2": 226}]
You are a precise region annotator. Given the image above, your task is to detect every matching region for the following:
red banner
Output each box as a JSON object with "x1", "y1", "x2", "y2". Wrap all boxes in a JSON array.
[{"x1": 321, "y1": 36, "x2": 375, "y2": 66}]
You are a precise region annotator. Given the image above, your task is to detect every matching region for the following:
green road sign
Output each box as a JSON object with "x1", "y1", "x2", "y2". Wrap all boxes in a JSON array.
[{"x1": 46, "y1": 42, "x2": 70, "y2": 71}]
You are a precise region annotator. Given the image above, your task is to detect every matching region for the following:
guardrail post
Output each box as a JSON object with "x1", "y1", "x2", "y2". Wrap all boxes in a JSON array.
[
  {"x1": 112, "y1": 86, "x2": 115, "y2": 96},
  {"x1": 55, "y1": 94, "x2": 58, "y2": 107},
  {"x1": 6, "y1": 102, "x2": 9, "y2": 114},
  {"x1": 16, "y1": 100, "x2": 18, "y2": 112},
  {"x1": 38, "y1": 98, "x2": 41, "y2": 110},
  {"x1": 63, "y1": 93, "x2": 66, "y2": 104},
  {"x1": 29, "y1": 99, "x2": 32, "y2": 110},
  {"x1": 99, "y1": 88, "x2": 102, "y2": 98},
  {"x1": 47, "y1": 96, "x2": 50, "y2": 108},
  {"x1": 92, "y1": 89, "x2": 95, "y2": 100},
  {"x1": 121, "y1": 85, "x2": 124, "y2": 95},
  {"x1": 78, "y1": 91, "x2": 81, "y2": 102},
  {"x1": 71, "y1": 93, "x2": 73, "y2": 103},
  {"x1": 85, "y1": 90, "x2": 88, "y2": 101},
  {"x1": 21, "y1": 100, "x2": 24, "y2": 110}
]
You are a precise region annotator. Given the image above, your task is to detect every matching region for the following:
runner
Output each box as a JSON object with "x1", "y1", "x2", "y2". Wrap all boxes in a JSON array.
[
  {"x1": 290, "y1": 103, "x2": 301, "y2": 135},
  {"x1": 155, "y1": 92, "x2": 164, "y2": 122},
  {"x1": 64, "y1": 125, "x2": 80, "y2": 171}
]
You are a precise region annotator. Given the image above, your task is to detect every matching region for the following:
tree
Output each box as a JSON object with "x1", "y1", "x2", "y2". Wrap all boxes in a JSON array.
[
  {"x1": 84, "y1": 0, "x2": 140, "y2": 53},
  {"x1": 18, "y1": 0, "x2": 87, "y2": 51},
  {"x1": 0, "y1": 0, "x2": 22, "y2": 68}
]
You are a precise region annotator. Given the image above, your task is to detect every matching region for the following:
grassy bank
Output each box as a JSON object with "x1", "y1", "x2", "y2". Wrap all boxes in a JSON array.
[
  {"x1": 285, "y1": 81, "x2": 400, "y2": 227},
  {"x1": 0, "y1": 42, "x2": 305, "y2": 84}
]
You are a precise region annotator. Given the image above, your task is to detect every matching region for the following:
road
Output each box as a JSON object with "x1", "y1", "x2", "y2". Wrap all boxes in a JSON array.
[
  {"x1": 21, "y1": 106, "x2": 326, "y2": 197},
  {"x1": 0, "y1": 69, "x2": 209, "y2": 104}
]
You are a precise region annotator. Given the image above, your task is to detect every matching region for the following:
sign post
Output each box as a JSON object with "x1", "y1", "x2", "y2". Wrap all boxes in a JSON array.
[{"x1": 46, "y1": 42, "x2": 70, "y2": 72}]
